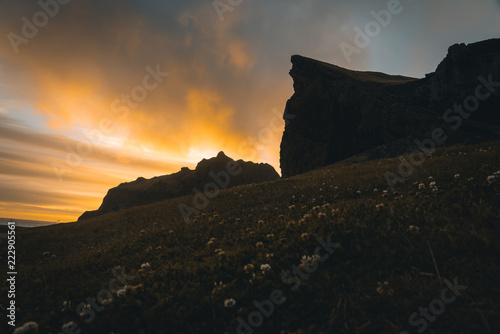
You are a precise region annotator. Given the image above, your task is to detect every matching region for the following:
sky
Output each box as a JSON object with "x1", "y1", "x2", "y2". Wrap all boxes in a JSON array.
[{"x1": 0, "y1": 0, "x2": 499, "y2": 223}]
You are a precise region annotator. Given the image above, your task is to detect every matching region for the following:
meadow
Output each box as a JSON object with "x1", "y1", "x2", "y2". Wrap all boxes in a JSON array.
[{"x1": 4, "y1": 140, "x2": 500, "y2": 334}]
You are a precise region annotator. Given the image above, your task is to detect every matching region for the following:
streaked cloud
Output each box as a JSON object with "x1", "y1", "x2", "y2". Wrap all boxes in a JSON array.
[{"x1": 0, "y1": 0, "x2": 498, "y2": 222}]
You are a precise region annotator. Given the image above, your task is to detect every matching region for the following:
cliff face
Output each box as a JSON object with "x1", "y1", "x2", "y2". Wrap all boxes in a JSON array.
[
  {"x1": 280, "y1": 38, "x2": 500, "y2": 178},
  {"x1": 78, "y1": 152, "x2": 279, "y2": 220}
]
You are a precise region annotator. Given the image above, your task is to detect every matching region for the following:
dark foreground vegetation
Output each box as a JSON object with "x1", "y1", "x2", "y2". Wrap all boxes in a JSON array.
[{"x1": 3, "y1": 140, "x2": 500, "y2": 334}]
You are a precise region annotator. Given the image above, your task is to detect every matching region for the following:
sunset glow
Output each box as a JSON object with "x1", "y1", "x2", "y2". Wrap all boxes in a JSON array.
[{"x1": 0, "y1": 0, "x2": 499, "y2": 222}]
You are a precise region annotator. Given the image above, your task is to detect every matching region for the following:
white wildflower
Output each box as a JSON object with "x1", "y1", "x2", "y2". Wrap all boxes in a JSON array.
[
  {"x1": 61, "y1": 300, "x2": 71, "y2": 312},
  {"x1": 212, "y1": 281, "x2": 226, "y2": 296},
  {"x1": 260, "y1": 264, "x2": 272, "y2": 274},
  {"x1": 244, "y1": 264, "x2": 254, "y2": 274},
  {"x1": 299, "y1": 255, "x2": 321, "y2": 269},
  {"x1": 408, "y1": 225, "x2": 420, "y2": 233},
  {"x1": 224, "y1": 298, "x2": 236, "y2": 308},
  {"x1": 429, "y1": 181, "x2": 438, "y2": 191},
  {"x1": 13, "y1": 322, "x2": 38, "y2": 334},
  {"x1": 116, "y1": 288, "x2": 126, "y2": 297},
  {"x1": 78, "y1": 303, "x2": 92, "y2": 316}
]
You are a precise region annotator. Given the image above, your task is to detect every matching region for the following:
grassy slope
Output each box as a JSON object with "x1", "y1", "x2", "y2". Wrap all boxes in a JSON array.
[
  {"x1": 5, "y1": 141, "x2": 500, "y2": 334},
  {"x1": 298, "y1": 55, "x2": 418, "y2": 85}
]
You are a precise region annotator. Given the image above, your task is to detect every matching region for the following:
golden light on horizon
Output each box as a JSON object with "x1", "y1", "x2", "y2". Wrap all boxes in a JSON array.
[{"x1": 2, "y1": 0, "x2": 497, "y2": 224}]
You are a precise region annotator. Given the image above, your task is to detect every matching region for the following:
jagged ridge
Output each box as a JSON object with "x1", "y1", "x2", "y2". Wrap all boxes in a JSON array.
[{"x1": 78, "y1": 152, "x2": 279, "y2": 220}]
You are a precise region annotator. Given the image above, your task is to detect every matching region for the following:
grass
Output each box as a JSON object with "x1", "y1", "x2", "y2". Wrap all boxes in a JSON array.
[
  {"x1": 294, "y1": 55, "x2": 418, "y2": 85},
  {"x1": 3, "y1": 140, "x2": 500, "y2": 334}
]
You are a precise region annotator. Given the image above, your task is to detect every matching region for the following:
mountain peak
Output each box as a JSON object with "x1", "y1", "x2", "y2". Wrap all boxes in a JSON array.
[
  {"x1": 216, "y1": 151, "x2": 227, "y2": 159},
  {"x1": 195, "y1": 151, "x2": 232, "y2": 172},
  {"x1": 78, "y1": 151, "x2": 279, "y2": 220}
]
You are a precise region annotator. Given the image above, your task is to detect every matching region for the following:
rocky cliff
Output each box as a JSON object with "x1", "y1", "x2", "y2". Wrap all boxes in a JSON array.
[
  {"x1": 78, "y1": 152, "x2": 279, "y2": 220},
  {"x1": 280, "y1": 38, "x2": 500, "y2": 178}
]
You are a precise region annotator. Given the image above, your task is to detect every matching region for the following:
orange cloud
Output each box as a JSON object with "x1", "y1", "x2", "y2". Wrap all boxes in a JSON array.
[{"x1": 0, "y1": 0, "x2": 395, "y2": 223}]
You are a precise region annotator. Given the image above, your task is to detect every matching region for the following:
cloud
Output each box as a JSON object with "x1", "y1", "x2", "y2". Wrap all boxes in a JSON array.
[
  {"x1": 0, "y1": 0, "x2": 498, "y2": 221},
  {"x1": 0, "y1": 115, "x2": 192, "y2": 221},
  {"x1": 0, "y1": 1, "x2": 369, "y2": 167}
]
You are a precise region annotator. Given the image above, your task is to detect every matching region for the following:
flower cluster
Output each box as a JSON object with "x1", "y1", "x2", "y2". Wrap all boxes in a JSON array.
[
  {"x1": 260, "y1": 264, "x2": 272, "y2": 274},
  {"x1": 429, "y1": 181, "x2": 438, "y2": 192},
  {"x1": 61, "y1": 300, "x2": 71, "y2": 312},
  {"x1": 299, "y1": 255, "x2": 321, "y2": 269},
  {"x1": 487, "y1": 171, "x2": 499, "y2": 183},
  {"x1": 78, "y1": 303, "x2": 92, "y2": 316},
  {"x1": 212, "y1": 281, "x2": 226, "y2": 296}
]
